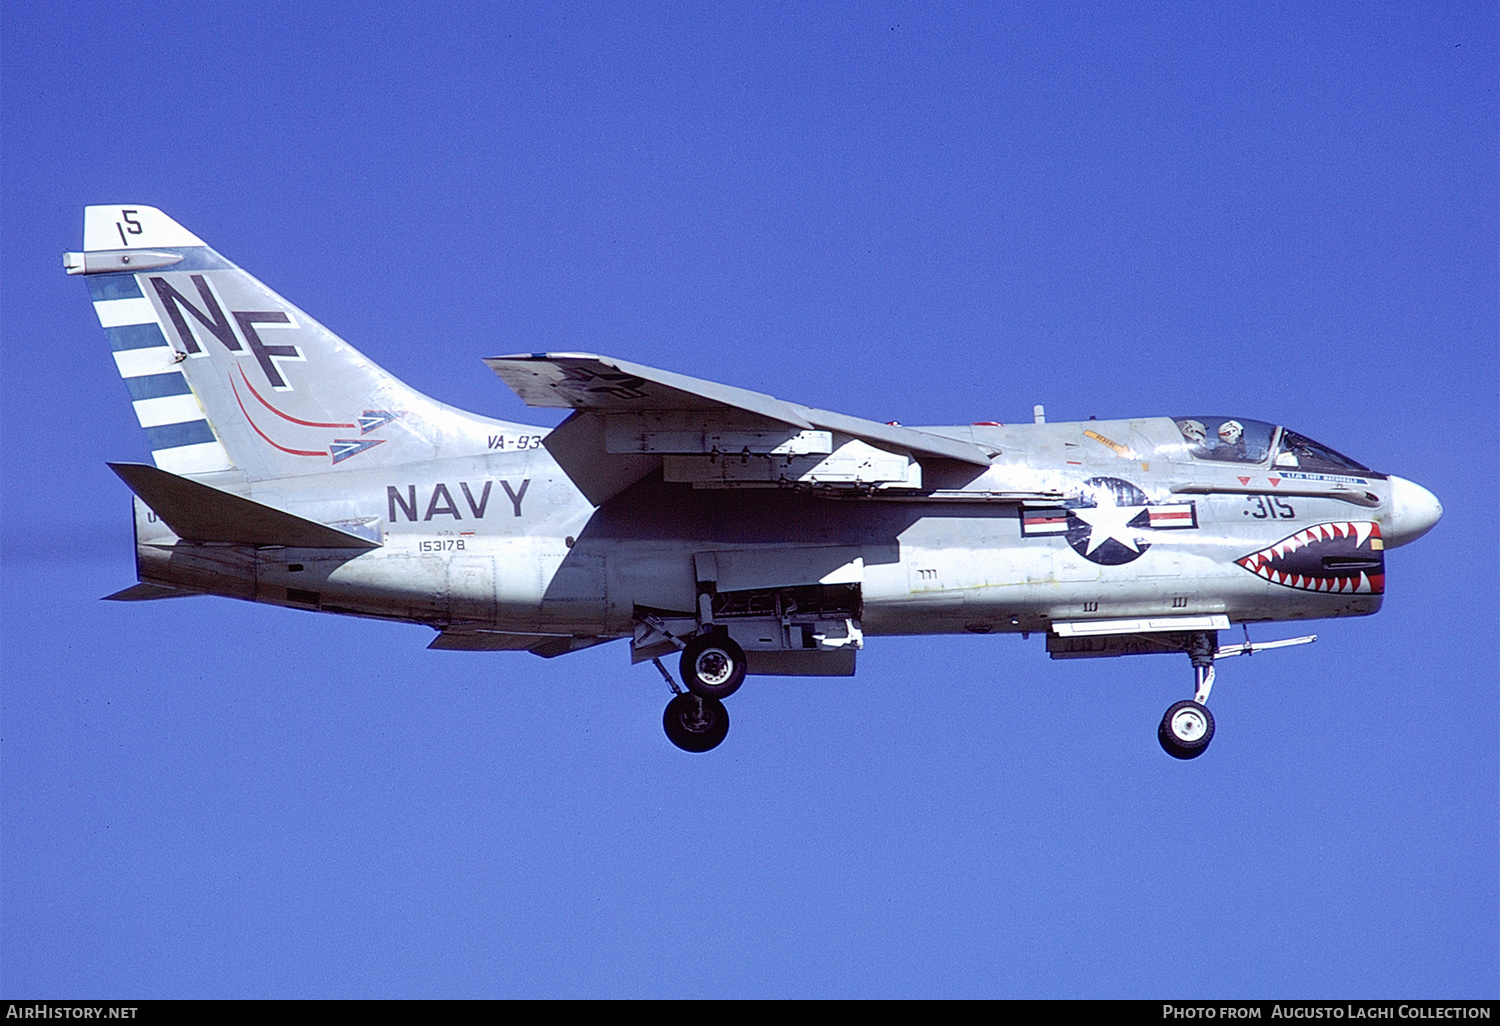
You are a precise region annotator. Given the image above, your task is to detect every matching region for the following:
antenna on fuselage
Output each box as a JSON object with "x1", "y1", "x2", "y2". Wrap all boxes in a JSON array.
[{"x1": 1033, "y1": 404, "x2": 1046, "y2": 424}]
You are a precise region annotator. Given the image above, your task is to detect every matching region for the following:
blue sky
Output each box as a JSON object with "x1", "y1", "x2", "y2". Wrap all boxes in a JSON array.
[{"x1": 3, "y1": 1, "x2": 1496, "y2": 998}]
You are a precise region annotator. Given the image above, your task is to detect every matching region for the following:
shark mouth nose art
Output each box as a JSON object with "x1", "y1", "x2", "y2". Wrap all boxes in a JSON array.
[{"x1": 1236, "y1": 521, "x2": 1385, "y2": 594}]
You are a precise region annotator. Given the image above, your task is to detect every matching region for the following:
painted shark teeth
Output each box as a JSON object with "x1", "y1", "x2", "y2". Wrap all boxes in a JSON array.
[{"x1": 1235, "y1": 521, "x2": 1385, "y2": 595}]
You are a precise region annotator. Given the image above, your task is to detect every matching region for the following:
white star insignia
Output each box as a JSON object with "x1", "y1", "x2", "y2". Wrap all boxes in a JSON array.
[{"x1": 1071, "y1": 500, "x2": 1148, "y2": 555}]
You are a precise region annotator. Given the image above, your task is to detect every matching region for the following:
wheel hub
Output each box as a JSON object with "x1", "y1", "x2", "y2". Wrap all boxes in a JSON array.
[
  {"x1": 662, "y1": 693, "x2": 730, "y2": 753},
  {"x1": 1170, "y1": 706, "x2": 1209, "y2": 743},
  {"x1": 679, "y1": 700, "x2": 714, "y2": 732},
  {"x1": 694, "y1": 649, "x2": 733, "y2": 686}
]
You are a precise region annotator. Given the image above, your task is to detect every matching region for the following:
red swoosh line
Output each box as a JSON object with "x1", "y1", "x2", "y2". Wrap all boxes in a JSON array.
[
  {"x1": 236, "y1": 366, "x2": 355, "y2": 428},
  {"x1": 230, "y1": 375, "x2": 325, "y2": 457}
]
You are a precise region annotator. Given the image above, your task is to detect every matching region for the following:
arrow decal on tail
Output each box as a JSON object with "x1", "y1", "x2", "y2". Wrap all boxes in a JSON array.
[
  {"x1": 358, "y1": 410, "x2": 403, "y2": 434},
  {"x1": 330, "y1": 438, "x2": 386, "y2": 464}
]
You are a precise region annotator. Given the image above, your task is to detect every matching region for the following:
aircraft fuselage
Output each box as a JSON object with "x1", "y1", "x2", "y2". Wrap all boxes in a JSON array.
[{"x1": 133, "y1": 414, "x2": 1402, "y2": 640}]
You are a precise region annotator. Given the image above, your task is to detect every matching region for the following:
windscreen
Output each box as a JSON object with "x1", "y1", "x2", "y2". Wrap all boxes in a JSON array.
[{"x1": 1273, "y1": 429, "x2": 1372, "y2": 473}]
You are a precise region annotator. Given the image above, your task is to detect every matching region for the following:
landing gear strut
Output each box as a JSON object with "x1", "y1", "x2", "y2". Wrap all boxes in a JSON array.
[
  {"x1": 1158, "y1": 631, "x2": 1217, "y2": 760},
  {"x1": 1154, "y1": 626, "x2": 1319, "y2": 759},
  {"x1": 650, "y1": 652, "x2": 733, "y2": 753}
]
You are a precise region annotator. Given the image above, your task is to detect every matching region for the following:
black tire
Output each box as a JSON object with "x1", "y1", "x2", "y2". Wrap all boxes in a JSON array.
[
  {"x1": 663, "y1": 693, "x2": 730, "y2": 753},
  {"x1": 1158, "y1": 699, "x2": 1215, "y2": 760},
  {"x1": 680, "y1": 632, "x2": 747, "y2": 700}
]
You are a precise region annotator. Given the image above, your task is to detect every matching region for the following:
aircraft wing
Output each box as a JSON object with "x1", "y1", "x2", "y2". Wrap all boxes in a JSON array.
[
  {"x1": 485, "y1": 353, "x2": 994, "y2": 504},
  {"x1": 485, "y1": 352, "x2": 815, "y2": 425}
]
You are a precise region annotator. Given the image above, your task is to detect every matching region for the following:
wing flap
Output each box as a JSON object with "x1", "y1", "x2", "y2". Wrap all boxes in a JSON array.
[{"x1": 108, "y1": 462, "x2": 381, "y2": 549}]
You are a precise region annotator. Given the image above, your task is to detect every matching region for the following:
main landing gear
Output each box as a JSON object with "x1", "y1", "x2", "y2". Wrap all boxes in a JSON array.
[
  {"x1": 680, "y1": 632, "x2": 747, "y2": 700},
  {"x1": 1157, "y1": 627, "x2": 1318, "y2": 759},
  {"x1": 651, "y1": 631, "x2": 748, "y2": 753},
  {"x1": 663, "y1": 692, "x2": 730, "y2": 752}
]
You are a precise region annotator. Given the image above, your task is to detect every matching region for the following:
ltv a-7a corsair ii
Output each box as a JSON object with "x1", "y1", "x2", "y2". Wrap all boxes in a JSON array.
[{"x1": 69, "y1": 205, "x2": 1442, "y2": 757}]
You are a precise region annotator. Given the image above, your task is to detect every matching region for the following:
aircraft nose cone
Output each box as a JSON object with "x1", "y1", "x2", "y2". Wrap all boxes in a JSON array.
[{"x1": 1384, "y1": 475, "x2": 1442, "y2": 548}]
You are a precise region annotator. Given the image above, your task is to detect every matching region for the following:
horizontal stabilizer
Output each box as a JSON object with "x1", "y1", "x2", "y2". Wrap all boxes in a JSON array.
[
  {"x1": 103, "y1": 582, "x2": 198, "y2": 602},
  {"x1": 428, "y1": 629, "x2": 615, "y2": 657},
  {"x1": 429, "y1": 630, "x2": 562, "y2": 651},
  {"x1": 527, "y1": 635, "x2": 615, "y2": 658},
  {"x1": 108, "y1": 463, "x2": 380, "y2": 549}
]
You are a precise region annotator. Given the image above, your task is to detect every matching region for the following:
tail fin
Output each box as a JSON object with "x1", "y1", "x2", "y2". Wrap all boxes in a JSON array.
[{"x1": 68, "y1": 205, "x2": 497, "y2": 480}]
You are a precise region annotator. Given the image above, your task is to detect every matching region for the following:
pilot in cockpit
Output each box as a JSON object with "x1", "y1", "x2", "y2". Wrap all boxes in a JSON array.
[
  {"x1": 1209, "y1": 419, "x2": 1246, "y2": 461},
  {"x1": 1174, "y1": 416, "x2": 1277, "y2": 465}
]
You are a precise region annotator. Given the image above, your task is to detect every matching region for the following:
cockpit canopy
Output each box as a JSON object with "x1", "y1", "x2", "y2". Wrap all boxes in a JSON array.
[
  {"x1": 1173, "y1": 417, "x2": 1372, "y2": 473},
  {"x1": 1173, "y1": 417, "x2": 1276, "y2": 464}
]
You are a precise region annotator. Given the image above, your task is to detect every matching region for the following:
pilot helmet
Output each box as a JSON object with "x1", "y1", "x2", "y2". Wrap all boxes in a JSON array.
[
  {"x1": 1218, "y1": 420, "x2": 1244, "y2": 445},
  {"x1": 1179, "y1": 420, "x2": 1207, "y2": 444}
]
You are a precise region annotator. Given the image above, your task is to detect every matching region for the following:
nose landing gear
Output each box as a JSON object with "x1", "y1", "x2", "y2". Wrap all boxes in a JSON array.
[
  {"x1": 1159, "y1": 699, "x2": 1216, "y2": 759},
  {"x1": 1158, "y1": 632, "x2": 1219, "y2": 760},
  {"x1": 1156, "y1": 627, "x2": 1318, "y2": 759}
]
